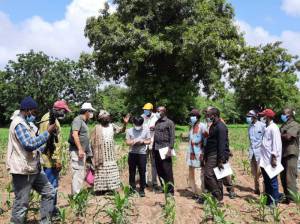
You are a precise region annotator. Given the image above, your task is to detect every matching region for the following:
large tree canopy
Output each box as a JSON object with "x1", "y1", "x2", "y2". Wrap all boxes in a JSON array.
[
  {"x1": 0, "y1": 51, "x2": 99, "y2": 124},
  {"x1": 229, "y1": 42, "x2": 299, "y2": 114},
  {"x1": 85, "y1": 0, "x2": 244, "y2": 122}
]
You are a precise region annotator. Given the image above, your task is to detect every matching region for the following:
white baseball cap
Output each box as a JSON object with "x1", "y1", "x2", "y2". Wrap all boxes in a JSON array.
[{"x1": 81, "y1": 102, "x2": 96, "y2": 111}]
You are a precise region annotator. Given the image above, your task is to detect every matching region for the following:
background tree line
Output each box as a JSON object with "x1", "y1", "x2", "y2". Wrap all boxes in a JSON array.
[{"x1": 1, "y1": 0, "x2": 300, "y2": 125}]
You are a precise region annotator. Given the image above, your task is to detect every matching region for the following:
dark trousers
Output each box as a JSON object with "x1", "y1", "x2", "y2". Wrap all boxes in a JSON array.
[
  {"x1": 153, "y1": 150, "x2": 174, "y2": 194},
  {"x1": 261, "y1": 168, "x2": 280, "y2": 205},
  {"x1": 204, "y1": 155, "x2": 223, "y2": 201},
  {"x1": 223, "y1": 175, "x2": 234, "y2": 193},
  {"x1": 11, "y1": 173, "x2": 55, "y2": 224},
  {"x1": 128, "y1": 153, "x2": 147, "y2": 191},
  {"x1": 281, "y1": 155, "x2": 298, "y2": 200}
]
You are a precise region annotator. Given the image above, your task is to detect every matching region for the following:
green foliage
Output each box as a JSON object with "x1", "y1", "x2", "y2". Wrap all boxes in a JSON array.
[
  {"x1": 0, "y1": 50, "x2": 100, "y2": 125},
  {"x1": 85, "y1": 0, "x2": 243, "y2": 123},
  {"x1": 288, "y1": 189, "x2": 300, "y2": 212},
  {"x1": 5, "y1": 182, "x2": 13, "y2": 209},
  {"x1": 92, "y1": 85, "x2": 128, "y2": 122},
  {"x1": 271, "y1": 204, "x2": 282, "y2": 224},
  {"x1": 105, "y1": 184, "x2": 132, "y2": 224},
  {"x1": 248, "y1": 194, "x2": 268, "y2": 221},
  {"x1": 202, "y1": 193, "x2": 230, "y2": 224},
  {"x1": 229, "y1": 42, "x2": 299, "y2": 115},
  {"x1": 161, "y1": 180, "x2": 176, "y2": 224},
  {"x1": 58, "y1": 207, "x2": 67, "y2": 224},
  {"x1": 68, "y1": 188, "x2": 91, "y2": 217}
]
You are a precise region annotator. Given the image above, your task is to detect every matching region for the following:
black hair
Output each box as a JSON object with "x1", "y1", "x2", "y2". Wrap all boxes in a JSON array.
[
  {"x1": 80, "y1": 109, "x2": 90, "y2": 114},
  {"x1": 209, "y1": 107, "x2": 220, "y2": 118},
  {"x1": 133, "y1": 116, "x2": 144, "y2": 126}
]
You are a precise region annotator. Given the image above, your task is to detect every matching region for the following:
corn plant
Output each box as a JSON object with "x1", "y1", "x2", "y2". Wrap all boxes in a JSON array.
[
  {"x1": 241, "y1": 159, "x2": 250, "y2": 175},
  {"x1": 161, "y1": 180, "x2": 176, "y2": 224},
  {"x1": 68, "y1": 188, "x2": 91, "y2": 217},
  {"x1": 288, "y1": 189, "x2": 300, "y2": 213},
  {"x1": 248, "y1": 194, "x2": 268, "y2": 221},
  {"x1": 202, "y1": 193, "x2": 230, "y2": 224},
  {"x1": 105, "y1": 184, "x2": 132, "y2": 224},
  {"x1": 57, "y1": 207, "x2": 67, "y2": 223},
  {"x1": 5, "y1": 182, "x2": 13, "y2": 209},
  {"x1": 271, "y1": 203, "x2": 282, "y2": 224},
  {"x1": 60, "y1": 143, "x2": 69, "y2": 176}
]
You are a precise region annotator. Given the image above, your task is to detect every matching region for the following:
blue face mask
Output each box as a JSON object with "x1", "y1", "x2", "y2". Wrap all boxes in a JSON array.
[
  {"x1": 281, "y1": 114, "x2": 289, "y2": 123},
  {"x1": 246, "y1": 117, "x2": 252, "y2": 125},
  {"x1": 26, "y1": 115, "x2": 36, "y2": 123},
  {"x1": 144, "y1": 110, "x2": 151, "y2": 116},
  {"x1": 190, "y1": 116, "x2": 197, "y2": 125}
]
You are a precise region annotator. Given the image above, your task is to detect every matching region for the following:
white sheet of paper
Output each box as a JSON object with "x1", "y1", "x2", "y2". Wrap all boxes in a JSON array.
[
  {"x1": 213, "y1": 163, "x2": 233, "y2": 180},
  {"x1": 264, "y1": 163, "x2": 284, "y2": 179},
  {"x1": 158, "y1": 147, "x2": 176, "y2": 160}
]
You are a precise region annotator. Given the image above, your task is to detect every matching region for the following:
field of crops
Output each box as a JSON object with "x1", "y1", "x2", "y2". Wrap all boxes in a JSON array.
[{"x1": 6, "y1": 124, "x2": 300, "y2": 224}]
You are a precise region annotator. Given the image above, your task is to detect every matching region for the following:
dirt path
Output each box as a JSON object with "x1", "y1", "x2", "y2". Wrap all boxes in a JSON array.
[{"x1": 1, "y1": 143, "x2": 300, "y2": 223}]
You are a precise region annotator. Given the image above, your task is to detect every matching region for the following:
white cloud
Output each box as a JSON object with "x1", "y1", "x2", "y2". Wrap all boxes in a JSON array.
[
  {"x1": 235, "y1": 20, "x2": 300, "y2": 56},
  {"x1": 0, "y1": 0, "x2": 108, "y2": 68},
  {"x1": 281, "y1": 0, "x2": 300, "y2": 17},
  {"x1": 235, "y1": 20, "x2": 300, "y2": 86}
]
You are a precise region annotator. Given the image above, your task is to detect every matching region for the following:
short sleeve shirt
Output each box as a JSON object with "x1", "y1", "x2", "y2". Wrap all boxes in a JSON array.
[
  {"x1": 126, "y1": 127, "x2": 151, "y2": 154},
  {"x1": 69, "y1": 115, "x2": 90, "y2": 152}
]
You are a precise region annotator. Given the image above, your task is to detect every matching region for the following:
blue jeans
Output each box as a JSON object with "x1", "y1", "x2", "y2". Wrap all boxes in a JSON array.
[
  {"x1": 261, "y1": 168, "x2": 280, "y2": 205},
  {"x1": 43, "y1": 168, "x2": 59, "y2": 212},
  {"x1": 11, "y1": 173, "x2": 55, "y2": 224}
]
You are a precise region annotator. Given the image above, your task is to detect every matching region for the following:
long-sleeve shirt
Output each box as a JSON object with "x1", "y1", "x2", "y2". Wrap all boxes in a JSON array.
[
  {"x1": 15, "y1": 123, "x2": 49, "y2": 152},
  {"x1": 204, "y1": 120, "x2": 229, "y2": 162},
  {"x1": 259, "y1": 121, "x2": 282, "y2": 168},
  {"x1": 153, "y1": 116, "x2": 175, "y2": 150},
  {"x1": 248, "y1": 121, "x2": 265, "y2": 161}
]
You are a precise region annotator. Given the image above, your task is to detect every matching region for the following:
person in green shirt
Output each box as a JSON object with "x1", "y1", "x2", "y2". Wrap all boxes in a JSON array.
[
  {"x1": 40, "y1": 100, "x2": 71, "y2": 216},
  {"x1": 280, "y1": 108, "x2": 300, "y2": 204}
]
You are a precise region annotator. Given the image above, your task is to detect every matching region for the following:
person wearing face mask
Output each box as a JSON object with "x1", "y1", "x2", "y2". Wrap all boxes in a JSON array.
[
  {"x1": 141, "y1": 103, "x2": 160, "y2": 190},
  {"x1": 153, "y1": 106, "x2": 175, "y2": 195},
  {"x1": 69, "y1": 102, "x2": 95, "y2": 194},
  {"x1": 203, "y1": 107, "x2": 229, "y2": 203},
  {"x1": 246, "y1": 110, "x2": 265, "y2": 195},
  {"x1": 126, "y1": 116, "x2": 151, "y2": 197},
  {"x1": 90, "y1": 110, "x2": 130, "y2": 194},
  {"x1": 258, "y1": 109, "x2": 282, "y2": 206},
  {"x1": 186, "y1": 109, "x2": 208, "y2": 197},
  {"x1": 279, "y1": 108, "x2": 300, "y2": 204},
  {"x1": 6, "y1": 96, "x2": 57, "y2": 224},
  {"x1": 39, "y1": 100, "x2": 71, "y2": 216}
]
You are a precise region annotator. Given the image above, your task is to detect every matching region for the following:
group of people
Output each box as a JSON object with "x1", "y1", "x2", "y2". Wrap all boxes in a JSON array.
[
  {"x1": 185, "y1": 107, "x2": 300, "y2": 207},
  {"x1": 5, "y1": 96, "x2": 300, "y2": 223},
  {"x1": 5, "y1": 97, "x2": 176, "y2": 223}
]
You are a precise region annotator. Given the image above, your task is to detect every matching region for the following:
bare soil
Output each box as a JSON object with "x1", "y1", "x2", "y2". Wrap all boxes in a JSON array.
[{"x1": 1, "y1": 143, "x2": 300, "y2": 223}]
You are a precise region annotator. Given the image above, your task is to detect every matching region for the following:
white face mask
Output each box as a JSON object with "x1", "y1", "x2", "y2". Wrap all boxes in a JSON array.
[
  {"x1": 58, "y1": 114, "x2": 66, "y2": 120},
  {"x1": 89, "y1": 112, "x2": 94, "y2": 119},
  {"x1": 156, "y1": 112, "x2": 161, "y2": 119},
  {"x1": 134, "y1": 125, "x2": 142, "y2": 131}
]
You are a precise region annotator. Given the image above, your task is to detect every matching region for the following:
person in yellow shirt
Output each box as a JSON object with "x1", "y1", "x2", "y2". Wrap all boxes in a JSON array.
[{"x1": 39, "y1": 100, "x2": 71, "y2": 216}]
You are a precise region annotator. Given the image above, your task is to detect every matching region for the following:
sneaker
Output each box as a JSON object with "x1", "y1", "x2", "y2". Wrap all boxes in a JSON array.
[
  {"x1": 153, "y1": 185, "x2": 163, "y2": 193},
  {"x1": 139, "y1": 190, "x2": 145, "y2": 197},
  {"x1": 228, "y1": 191, "x2": 237, "y2": 199}
]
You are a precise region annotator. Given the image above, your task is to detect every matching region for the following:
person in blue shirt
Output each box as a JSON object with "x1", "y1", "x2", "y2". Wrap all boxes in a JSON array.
[{"x1": 246, "y1": 110, "x2": 265, "y2": 195}]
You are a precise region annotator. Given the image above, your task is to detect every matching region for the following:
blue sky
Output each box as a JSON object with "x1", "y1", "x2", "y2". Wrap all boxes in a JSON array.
[
  {"x1": 229, "y1": 0, "x2": 299, "y2": 35},
  {"x1": 0, "y1": 0, "x2": 299, "y2": 69},
  {"x1": 0, "y1": 0, "x2": 72, "y2": 22}
]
